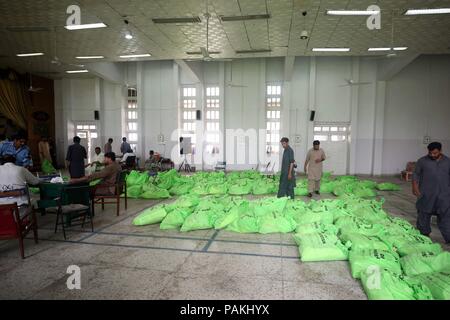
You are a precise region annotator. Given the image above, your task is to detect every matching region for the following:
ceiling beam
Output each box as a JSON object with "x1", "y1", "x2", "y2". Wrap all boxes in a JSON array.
[
  {"x1": 284, "y1": 56, "x2": 296, "y2": 81},
  {"x1": 85, "y1": 62, "x2": 125, "y2": 84},
  {"x1": 174, "y1": 59, "x2": 203, "y2": 83},
  {"x1": 377, "y1": 54, "x2": 420, "y2": 81}
]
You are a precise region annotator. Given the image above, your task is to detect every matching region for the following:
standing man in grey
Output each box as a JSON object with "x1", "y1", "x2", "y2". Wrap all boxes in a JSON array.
[
  {"x1": 277, "y1": 137, "x2": 296, "y2": 199},
  {"x1": 412, "y1": 142, "x2": 450, "y2": 243},
  {"x1": 104, "y1": 138, "x2": 113, "y2": 154},
  {"x1": 304, "y1": 140, "x2": 326, "y2": 198},
  {"x1": 120, "y1": 137, "x2": 131, "y2": 155},
  {"x1": 66, "y1": 136, "x2": 87, "y2": 178}
]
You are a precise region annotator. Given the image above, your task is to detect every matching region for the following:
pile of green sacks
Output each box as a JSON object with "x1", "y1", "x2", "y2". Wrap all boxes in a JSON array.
[{"x1": 124, "y1": 169, "x2": 401, "y2": 199}]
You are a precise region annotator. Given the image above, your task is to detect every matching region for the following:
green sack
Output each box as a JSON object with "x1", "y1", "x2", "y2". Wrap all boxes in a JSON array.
[
  {"x1": 382, "y1": 234, "x2": 442, "y2": 256},
  {"x1": 252, "y1": 181, "x2": 276, "y2": 195},
  {"x1": 209, "y1": 183, "x2": 228, "y2": 195},
  {"x1": 126, "y1": 170, "x2": 149, "y2": 187},
  {"x1": 294, "y1": 187, "x2": 309, "y2": 196},
  {"x1": 335, "y1": 216, "x2": 386, "y2": 237},
  {"x1": 141, "y1": 186, "x2": 171, "y2": 199},
  {"x1": 348, "y1": 249, "x2": 401, "y2": 279},
  {"x1": 41, "y1": 159, "x2": 56, "y2": 174},
  {"x1": 297, "y1": 210, "x2": 334, "y2": 226},
  {"x1": 351, "y1": 206, "x2": 388, "y2": 223},
  {"x1": 133, "y1": 205, "x2": 168, "y2": 226},
  {"x1": 360, "y1": 269, "x2": 433, "y2": 300},
  {"x1": 214, "y1": 206, "x2": 240, "y2": 229},
  {"x1": 376, "y1": 183, "x2": 401, "y2": 191},
  {"x1": 340, "y1": 232, "x2": 390, "y2": 252},
  {"x1": 400, "y1": 251, "x2": 450, "y2": 276},
  {"x1": 319, "y1": 182, "x2": 336, "y2": 194},
  {"x1": 259, "y1": 215, "x2": 297, "y2": 234},
  {"x1": 127, "y1": 185, "x2": 143, "y2": 198},
  {"x1": 381, "y1": 217, "x2": 420, "y2": 236},
  {"x1": 160, "y1": 208, "x2": 191, "y2": 230},
  {"x1": 180, "y1": 211, "x2": 215, "y2": 232},
  {"x1": 414, "y1": 272, "x2": 450, "y2": 300},
  {"x1": 226, "y1": 215, "x2": 259, "y2": 233},
  {"x1": 254, "y1": 197, "x2": 288, "y2": 216},
  {"x1": 169, "y1": 183, "x2": 193, "y2": 196},
  {"x1": 295, "y1": 222, "x2": 338, "y2": 236},
  {"x1": 293, "y1": 232, "x2": 349, "y2": 262},
  {"x1": 352, "y1": 187, "x2": 377, "y2": 198},
  {"x1": 191, "y1": 184, "x2": 211, "y2": 195},
  {"x1": 175, "y1": 194, "x2": 200, "y2": 208},
  {"x1": 359, "y1": 180, "x2": 378, "y2": 189}
]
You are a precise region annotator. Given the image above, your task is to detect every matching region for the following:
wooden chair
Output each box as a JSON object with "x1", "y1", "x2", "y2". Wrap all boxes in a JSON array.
[
  {"x1": 401, "y1": 162, "x2": 416, "y2": 182},
  {"x1": 0, "y1": 189, "x2": 38, "y2": 259},
  {"x1": 92, "y1": 170, "x2": 127, "y2": 217},
  {"x1": 53, "y1": 184, "x2": 93, "y2": 240}
]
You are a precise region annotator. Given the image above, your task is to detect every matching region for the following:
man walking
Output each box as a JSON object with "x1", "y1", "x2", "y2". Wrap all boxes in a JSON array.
[
  {"x1": 104, "y1": 138, "x2": 113, "y2": 154},
  {"x1": 412, "y1": 142, "x2": 450, "y2": 243},
  {"x1": 304, "y1": 140, "x2": 326, "y2": 198},
  {"x1": 277, "y1": 137, "x2": 296, "y2": 199},
  {"x1": 66, "y1": 136, "x2": 87, "y2": 178}
]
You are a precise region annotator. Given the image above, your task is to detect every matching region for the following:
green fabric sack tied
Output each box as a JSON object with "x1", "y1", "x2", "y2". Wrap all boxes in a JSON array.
[
  {"x1": 413, "y1": 272, "x2": 450, "y2": 300},
  {"x1": 293, "y1": 232, "x2": 349, "y2": 262},
  {"x1": 376, "y1": 183, "x2": 401, "y2": 191},
  {"x1": 400, "y1": 251, "x2": 450, "y2": 276},
  {"x1": 133, "y1": 205, "x2": 168, "y2": 226},
  {"x1": 348, "y1": 249, "x2": 401, "y2": 279},
  {"x1": 41, "y1": 159, "x2": 56, "y2": 174}
]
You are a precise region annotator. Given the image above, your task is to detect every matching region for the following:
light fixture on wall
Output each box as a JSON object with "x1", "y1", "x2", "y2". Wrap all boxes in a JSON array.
[{"x1": 300, "y1": 11, "x2": 309, "y2": 40}]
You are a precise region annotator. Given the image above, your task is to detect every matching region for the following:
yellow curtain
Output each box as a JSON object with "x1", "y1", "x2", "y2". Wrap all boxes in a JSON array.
[{"x1": 0, "y1": 71, "x2": 29, "y2": 129}]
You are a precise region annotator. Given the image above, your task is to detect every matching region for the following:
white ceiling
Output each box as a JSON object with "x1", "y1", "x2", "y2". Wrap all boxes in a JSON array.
[{"x1": 0, "y1": 0, "x2": 449, "y2": 78}]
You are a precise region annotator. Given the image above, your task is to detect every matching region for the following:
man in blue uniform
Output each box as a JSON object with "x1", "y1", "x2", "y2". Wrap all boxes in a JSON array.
[
  {"x1": 277, "y1": 137, "x2": 296, "y2": 199},
  {"x1": 0, "y1": 134, "x2": 31, "y2": 167}
]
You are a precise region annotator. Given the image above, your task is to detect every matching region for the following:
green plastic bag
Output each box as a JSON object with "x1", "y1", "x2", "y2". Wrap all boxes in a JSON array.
[
  {"x1": 295, "y1": 222, "x2": 338, "y2": 236},
  {"x1": 169, "y1": 183, "x2": 193, "y2": 196},
  {"x1": 400, "y1": 251, "x2": 450, "y2": 276},
  {"x1": 41, "y1": 159, "x2": 56, "y2": 174},
  {"x1": 414, "y1": 272, "x2": 450, "y2": 300},
  {"x1": 382, "y1": 234, "x2": 442, "y2": 256},
  {"x1": 226, "y1": 215, "x2": 259, "y2": 233},
  {"x1": 294, "y1": 187, "x2": 309, "y2": 196},
  {"x1": 360, "y1": 269, "x2": 433, "y2": 300},
  {"x1": 352, "y1": 187, "x2": 377, "y2": 198},
  {"x1": 252, "y1": 181, "x2": 276, "y2": 195},
  {"x1": 191, "y1": 184, "x2": 211, "y2": 195},
  {"x1": 141, "y1": 185, "x2": 170, "y2": 199},
  {"x1": 293, "y1": 232, "x2": 349, "y2": 262},
  {"x1": 175, "y1": 194, "x2": 200, "y2": 208},
  {"x1": 259, "y1": 215, "x2": 297, "y2": 234},
  {"x1": 376, "y1": 183, "x2": 401, "y2": 191},
  {"x1": 209, "y1": 183, "x2": 228, "y2": 195},
  {"x1": 335, "y1": 216, "x2": 386, "y2": 237},
  {"x1": 160, "y1": 208, "x2": 191, "y2": 230},
  {"x1": 297, "y1": 210, "x2": 334, "y2": 226},
  {"x1": 340, "y1": 232, "x2": 390, "y2": 252},
  {"x1": 127, "y1": 185, "x2": 143, "y2": 198},
  {"x1": 132, "y1": 205, "x2": 167, "y2": 226},
  {"x1": 180, "y1": 211, "x2": 215, "y2": 232},
  {"x1": 254, "y1": 197, "x2": 288, "y2": 216},
  {"x1": 214, "y1": 206, "x2": 240, "y2": 229},
  {"x1": 348, "y1": 249, "x2": 401, "y2": 279},
  {"x1": 319, "y1": 182, "x2": 336, "y2": 194},
  {"x1": 126, "y1": 170, "x2": 149, "y2": 187}
]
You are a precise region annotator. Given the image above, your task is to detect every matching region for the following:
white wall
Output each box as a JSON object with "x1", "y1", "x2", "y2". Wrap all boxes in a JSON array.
[{"x1": 54, "y1": 54, "x2": 450, "y2": 175}]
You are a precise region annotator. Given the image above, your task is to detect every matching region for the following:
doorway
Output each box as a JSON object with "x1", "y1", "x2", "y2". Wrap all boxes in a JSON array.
[{"x1": 75, "y1": 123, "x2": 99, "y2": 163}]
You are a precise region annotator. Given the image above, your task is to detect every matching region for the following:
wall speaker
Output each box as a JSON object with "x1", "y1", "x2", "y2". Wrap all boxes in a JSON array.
[
  {"x1": 196, "y1": 110, "x2": 201, "y2": 120},
  {"x1": 94, "y1": 110, "x2": 100, "y2": 120},
  {"x1": 309, "y1": 110, "x2": 316, "y2": 121}
]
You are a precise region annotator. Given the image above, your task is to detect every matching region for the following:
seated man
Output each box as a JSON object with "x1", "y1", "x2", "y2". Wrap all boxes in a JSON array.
[
  {"x1": 144, "y1": 150, "x2": 160, "y2": 171},
  {"x1": 70, "y1": 152, "x2": 121, "y2": 195},
  {"x1": 0, "y1": 134, "x2": 31, "y2": 168},
  {"x1": 85, "y1": 146, "x2": 104, "y2": 174},
  {"x1": 0, "y1": 155, "x2": 40, "y2": 217},
  {"x1": 120, "y1": 148, "x2": 135, "y2": 164}
]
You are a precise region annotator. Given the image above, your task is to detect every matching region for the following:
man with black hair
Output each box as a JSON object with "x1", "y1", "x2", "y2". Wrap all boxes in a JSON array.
[
  {"x1": 104, "y1": 138, "x2": 113, "y2": 154},
  {"x1": 70, "y1": 152, "x2": 121, "y2": 195},
  {"x1": 66, "y1": 136, "x2": 87, "y2": 178},
  {"x1": 0, "y1": 134, "x2": 31, "y2": 167},
  {"x1": 304, "y1": 140, "x2": 326, "y2": 197},
  {"x1": 277, "y1": 137, "x2": 296, "y2": 199},
  {"x1": 413, "y1": 142, "x2": 450, "y2": 243},
  {"x1": 120, "y1": 137, "x2": 131, "y2": 155}
]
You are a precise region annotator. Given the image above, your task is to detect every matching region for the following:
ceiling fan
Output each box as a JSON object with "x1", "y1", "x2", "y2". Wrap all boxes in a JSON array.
[
  {"x1": 339, "y1": 79, "x2": 372, "y2": 87},
  {"x1": 187, "y1": 0, "x2": 232, "y2": 62},
  {"x1": 364, "y1": 10, "x2": 405, "y2": 60},
  {"x1": 28, "y1": 72, "x2": 43, "y2": 92},
  {"x1": 50, "y1": 27, "x2": 84, "y2": 68}
]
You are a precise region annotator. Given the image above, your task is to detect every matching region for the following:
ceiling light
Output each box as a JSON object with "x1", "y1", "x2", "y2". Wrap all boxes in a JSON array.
[
  {"x1": 16, "y1": 52, "x2": 44, "y2": 57},
  {"x1": 152, "y1": 17, "x2": 201, "y2": 24},
  {"x1": 312, "y1": 48, "x2": 350, "y2": 52},
  {"x1": 404, "y1": 8, "x2": 450, "y2": 15},
  {"x1": 64, "y1": 23, "x2": 107, "y2": 30},
  {"x1": 220, "y1": 14, "x2": 271, "y2": 22},
  {"x1": 327, "y1": 10, "x2": 380, "y2": 16},
  {"x1": 235, "y1": 49, "x2": 271, "y2": 54},
  {"x1": 66, "y1": 70, "x2": 89, "y2": 73},
  {"x1": 368, "y1": 48, "x2": 391, "y2": 51},
  {"x1": 393, "y1": 47, "x2": 408, "y2": 51},
  {"x1": 119, "y1": 54, "x2": 151, "y2": 58},
  {"x1": 75, "y1": 56, "x2": 104, "y2": 59},
  {"x1": 125, "y1": 31, "x2": 133, "y2": 40}
]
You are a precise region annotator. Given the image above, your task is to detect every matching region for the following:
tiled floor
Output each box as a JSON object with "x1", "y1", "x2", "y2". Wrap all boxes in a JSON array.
[{"x1": 0, "y1": 176, "x2": 448, "y2": 300}]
